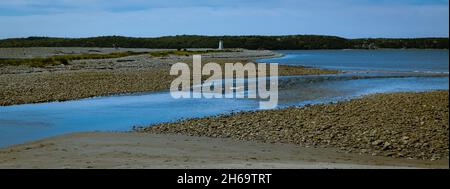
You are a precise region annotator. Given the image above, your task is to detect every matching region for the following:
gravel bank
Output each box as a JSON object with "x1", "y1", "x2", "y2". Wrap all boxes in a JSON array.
[
  {"x1": 0, "y1": 48, "x2": 338, "y2": 106},
  {"x1": 0, "y1": 47, "x2": 167, "y2": 59},
  {"x1": 0, "y1": 69, "x2": 176, "y2": 106},
  {"x1": 0, "y1": 49, "x2": 280, "y2": 74},
  {"x1": 139, "y1": 91, "x2": 449, "y2": 161}
]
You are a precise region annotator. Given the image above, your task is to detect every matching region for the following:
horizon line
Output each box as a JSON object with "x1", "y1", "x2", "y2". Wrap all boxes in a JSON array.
[{"x1": 1, "y1": 34, "x2": 449, "y2": 40}]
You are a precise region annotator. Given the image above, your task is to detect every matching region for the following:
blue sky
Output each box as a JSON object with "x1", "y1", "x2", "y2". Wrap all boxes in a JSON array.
[{"x1": 0, "y1": 0, "x2": 448, "y2": 39}]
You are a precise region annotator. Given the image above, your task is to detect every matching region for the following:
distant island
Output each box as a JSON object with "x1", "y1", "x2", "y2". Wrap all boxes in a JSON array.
[{"x1": 0, "y1": 35, "x2": 448, "y2": 50}]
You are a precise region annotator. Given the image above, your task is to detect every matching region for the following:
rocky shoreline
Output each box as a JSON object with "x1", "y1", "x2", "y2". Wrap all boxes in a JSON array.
[
  {"x1": 138, "y1": 91, "x2": 449, "y2": 161},
  {"x1": 0, "y1": 48, "x2": 338, "y2": 106}
]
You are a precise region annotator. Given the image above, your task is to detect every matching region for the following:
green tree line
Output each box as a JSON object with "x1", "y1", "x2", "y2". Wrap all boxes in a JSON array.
[{"x1": 0, "y1": 35, "x2": 447, "y2": 49}]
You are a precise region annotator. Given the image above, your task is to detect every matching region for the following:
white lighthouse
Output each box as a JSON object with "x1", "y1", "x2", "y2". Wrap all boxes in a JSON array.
[{"x1": 218, "y1": 40, "x2": 224, "y2": 50}]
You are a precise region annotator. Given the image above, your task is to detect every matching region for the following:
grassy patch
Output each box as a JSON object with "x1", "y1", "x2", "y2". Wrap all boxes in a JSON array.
[{"x1": 0, "y1": 51, "x2": 147, "y2": 67}]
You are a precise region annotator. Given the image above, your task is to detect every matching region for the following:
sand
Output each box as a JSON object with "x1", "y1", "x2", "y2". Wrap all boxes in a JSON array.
[{"x1": 0, "y1": 132, "x2": 447, "y2": 169}]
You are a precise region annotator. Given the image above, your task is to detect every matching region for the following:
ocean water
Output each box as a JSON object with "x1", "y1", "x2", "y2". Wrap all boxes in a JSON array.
[
  {"x1": 258, "y1": 49, "x2": 449, "y2": 73},
  {"x1": 0, "y1": 50, "x2": 448, "y2": 147}
]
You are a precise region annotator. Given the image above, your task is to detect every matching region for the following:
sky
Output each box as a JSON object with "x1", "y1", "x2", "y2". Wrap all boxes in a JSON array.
[{"x1": 0, "y1": 0, "x2": 448, "y2": 39}]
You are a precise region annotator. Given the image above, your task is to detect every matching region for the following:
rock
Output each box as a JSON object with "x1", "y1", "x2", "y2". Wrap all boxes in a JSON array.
[
  {"x1": 372, "y1": 140, "x2": 383, "y2": 146},
  {"x1": 382, "y1": 142, "x2": 391, "y2": 150}
]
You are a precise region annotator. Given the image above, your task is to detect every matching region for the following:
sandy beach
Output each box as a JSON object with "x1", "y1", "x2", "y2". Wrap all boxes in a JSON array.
[{"x1": 0, "y1": 132, "x2": 447, "y2": 169}]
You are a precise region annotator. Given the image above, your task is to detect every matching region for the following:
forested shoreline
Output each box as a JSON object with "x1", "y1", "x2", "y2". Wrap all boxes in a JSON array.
[{"x1": 0, "y1": 35, "x2": 448, "y2": 49}]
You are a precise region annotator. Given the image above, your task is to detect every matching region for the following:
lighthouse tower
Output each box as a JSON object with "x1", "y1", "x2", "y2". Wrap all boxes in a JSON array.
[{"x1": 218, "y1": 40, "x2": 224, "y2": 50}]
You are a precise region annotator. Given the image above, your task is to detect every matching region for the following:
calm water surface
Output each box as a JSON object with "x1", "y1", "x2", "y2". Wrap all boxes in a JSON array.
[{"x1": 258, "y1": 49, "x2": 449, "y2": 73}]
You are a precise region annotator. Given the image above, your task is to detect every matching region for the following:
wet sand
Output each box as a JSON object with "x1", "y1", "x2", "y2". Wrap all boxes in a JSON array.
[{"x1": 0, "y1": 132, "x2": 446, "y2": 169}]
